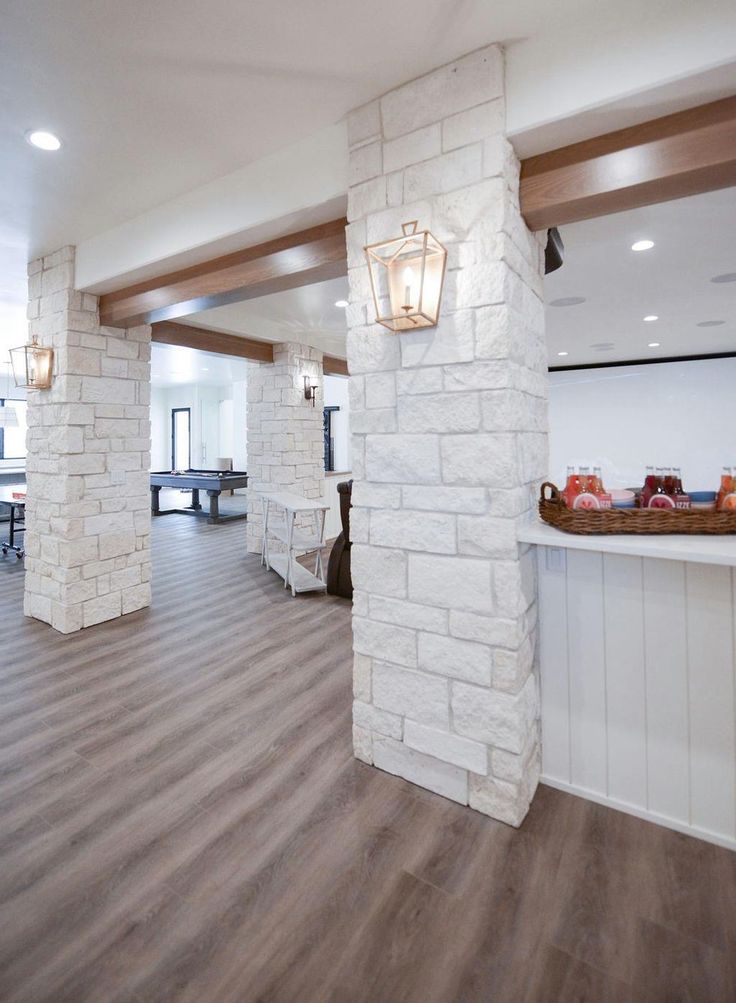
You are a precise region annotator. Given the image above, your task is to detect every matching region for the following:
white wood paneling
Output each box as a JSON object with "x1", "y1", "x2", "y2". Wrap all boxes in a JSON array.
[
  {"x1": 685, "y1": 563, "x2": 736, "y2": 839},
  {"x1": 602, "y1": 554, "x2": 647, "y2": 807},
  {"x1": 537, "y1": 547, "x2": 570, "y2": 782},
  {"x1": 566, "y1": 550, "x2": 607, "y2": 793},
  {"x1": 642, "y1": 558, "x2": 690, "y2": 823},
  {"x1": 536, "y1": 545, "x2": 736, "y2": 851}
]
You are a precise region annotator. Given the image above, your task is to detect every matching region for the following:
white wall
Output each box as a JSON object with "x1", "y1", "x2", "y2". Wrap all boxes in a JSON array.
[
  {"x1": 150, "y1": 386, "x2": 169, "y2": 470},
  {"x1": 232, "y1": 379, "x2": 247, "y2": 471},
  {"x1": 323, "y1": 374, "x2": 350, "y2": 472},
  {"x1": 150, "y1": 381, "x2": 247, "y2": 479},
  {"x1": 549, "y1": 357, "x2": 736, "y2": 492}
]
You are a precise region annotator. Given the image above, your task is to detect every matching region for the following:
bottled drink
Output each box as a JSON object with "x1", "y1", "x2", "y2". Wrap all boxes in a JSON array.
[
  {"x1": 663, "y1": 467, "x2": 676, "y2": 496},
  {"x1": 593, "y1": 465, "x2": 612, "y2": 509},
  {"x1": 573, "y1": 465, "x2": 600, "y2": 510},
  {"x1": 673, "y1": 467, "x2": 691, "y2": 510},
  {"x1": 640, "y1": 466, "x2": 656, "y2": 508},
  {"x1": 648, "y1": 467, "x2": 675, "y2": 509},
  {"x1": 717, "y1": 467, "x2": 736, "y2": 511},
  {"x1": 562, "y1": 465, "x2": 582, "y2": 508}
]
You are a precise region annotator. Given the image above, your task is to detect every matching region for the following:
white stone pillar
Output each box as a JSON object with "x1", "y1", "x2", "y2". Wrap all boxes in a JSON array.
[
  {"x1": 246, "y1": 342, "x2": 325, "y2": 554},
  {"x1": 346, "y1": 45, "x2": 547, "y2": 826},
  {"x1": 23, "y1": 246, "x2": 152, "y2": 634}
]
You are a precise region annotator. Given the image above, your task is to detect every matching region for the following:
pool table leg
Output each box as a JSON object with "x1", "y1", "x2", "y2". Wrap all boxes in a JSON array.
[
  {"x1": 207, "y1": 490, "x2": 220, "y2": 523},
  {"x1": 150, "y1": 485, "x2": 161, "y2": 515},
  {"x1": 189, "y1": 488, "x2": 202, "y2": 511}
]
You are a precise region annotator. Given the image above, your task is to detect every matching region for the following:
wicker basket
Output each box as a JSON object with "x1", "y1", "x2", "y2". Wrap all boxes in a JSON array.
[{"x1": 539, "y1": 482, "x2": 736, "y2": 535}]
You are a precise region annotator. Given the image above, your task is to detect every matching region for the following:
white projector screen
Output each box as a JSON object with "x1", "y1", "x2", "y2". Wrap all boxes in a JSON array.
[{"x1": 548, "y1": 357, "x2": 736, "y2": 494}]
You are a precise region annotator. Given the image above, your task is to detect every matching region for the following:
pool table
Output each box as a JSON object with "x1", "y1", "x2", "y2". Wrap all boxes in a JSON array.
[{"x1": 150, "y1": 469, "x2": 248, "y2": 524}]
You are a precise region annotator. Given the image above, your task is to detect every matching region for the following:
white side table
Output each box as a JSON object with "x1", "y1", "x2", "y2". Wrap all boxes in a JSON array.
[{"x1": 261, "y1": 491, "x2": 329, "y2": 596}]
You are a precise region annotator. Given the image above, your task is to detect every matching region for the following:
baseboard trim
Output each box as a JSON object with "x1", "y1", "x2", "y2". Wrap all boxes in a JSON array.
[{"x1": 540, "y1": 775, "x2": 736, "y2": 853}]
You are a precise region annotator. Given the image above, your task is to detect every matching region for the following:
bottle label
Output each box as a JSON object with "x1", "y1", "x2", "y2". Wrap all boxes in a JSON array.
[
  {"x1": 721, "y1": 492, "x2": 736, "y2": 511},
  {"x1": 648, "y1": 494, "x2": 675, "y2": 509},
  {"x1": 674, "y1": 495, "x2": 691, "y2": 510},
  {"x1": 573, "y1": 492, "x2": 600, "y2": 511}
]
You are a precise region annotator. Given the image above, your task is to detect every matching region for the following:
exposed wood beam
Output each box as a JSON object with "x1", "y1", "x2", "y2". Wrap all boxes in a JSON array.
[
  {"x1": 520, "y1": 97, "x2": 736, "y2": 230},
  {"x1": 100, "y1": 218, "x2": 348, "y2": 328},
  {"x1": 152, "y1": 321, "x2": 274, "y2": 363},
  {"x1": 323, "y1": 356, "x2": 349, "y2": 377},
  {"x1": 153, "y1": 323, "x2": 349, "y2": 374}
]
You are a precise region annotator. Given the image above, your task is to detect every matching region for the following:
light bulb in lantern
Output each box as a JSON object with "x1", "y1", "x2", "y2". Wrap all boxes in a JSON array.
[{"x1": 402, "y1": 266, "x2": 416, "y2": 311}]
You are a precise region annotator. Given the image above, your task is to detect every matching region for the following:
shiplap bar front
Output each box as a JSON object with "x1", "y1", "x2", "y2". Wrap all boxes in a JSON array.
[{"x1": 528, "y1": 528, "x2": 736, "y2": 851}]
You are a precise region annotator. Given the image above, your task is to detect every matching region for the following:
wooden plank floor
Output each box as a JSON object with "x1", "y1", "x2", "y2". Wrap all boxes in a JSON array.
[{"x1": 1, "y1": 515, "x2": 734, "y2": 1002}]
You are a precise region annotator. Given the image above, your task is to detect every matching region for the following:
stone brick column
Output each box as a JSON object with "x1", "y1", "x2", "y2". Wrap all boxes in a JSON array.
[
  {"x1": 346, "y1": 45, "x2": 547, "y2": 826},
  {"x1": 23, "y1": 246, "x2": 152, "y2": 634},
  {"x1": 246, "y1": 342, "x2": 325, "y2": 554}
]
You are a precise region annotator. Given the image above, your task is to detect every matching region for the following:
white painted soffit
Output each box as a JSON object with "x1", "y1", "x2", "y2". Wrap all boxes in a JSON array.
[
  {"x1": 505, "y1": 1, "x2": 736, "y2": 156},
  {"x1": 75, "y1": 122, "x2": 348, "y2": 293},
  {"x1": 75, "y1": 0, "x2": 736, "y2": 294}
]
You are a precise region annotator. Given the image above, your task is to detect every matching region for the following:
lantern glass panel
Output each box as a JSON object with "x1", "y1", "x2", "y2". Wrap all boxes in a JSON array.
[
  {"x1": 365, "y1": 224, "x2": 447, "y2": 333},
  {"x1": 10, "y1": 342, "x2": 54, "y2": 389}
]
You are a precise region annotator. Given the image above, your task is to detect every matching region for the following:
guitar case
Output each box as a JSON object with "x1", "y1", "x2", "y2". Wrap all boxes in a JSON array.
[{"x1": 326, "y1": 479, "x2": 353, "y2": 599}]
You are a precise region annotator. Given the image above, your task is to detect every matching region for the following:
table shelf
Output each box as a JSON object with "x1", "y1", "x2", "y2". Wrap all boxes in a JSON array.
[
  {"x1": 266, "y1": 553, "x2": 327, "y2": 593},
  {"x1": 261, "y1": 491, "x2": 329, "y2": 596}
]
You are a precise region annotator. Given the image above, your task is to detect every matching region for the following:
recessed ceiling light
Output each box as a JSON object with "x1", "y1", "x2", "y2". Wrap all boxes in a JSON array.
[
  {"x1": 710, "y1": 272, "x2": 736, "y2": 283},
  {"x1": 557, "y1": 351, "x2": 569, "y2": 357},
  {"x1": 648, "y1": 342, "x2": 661, "y2": 348},
  {"x1": 202, "y1": 368, "x2": 209, "y2": 371},
  {"x1": 697, "y1": 319, "x2": 726, "y2": 327},
  {"x1": 631, "y1": 239, "x2": 654, "y2": 252},
  {"x1": 549, "y1": 296, "x2": 586, "y2": 307},
  {"x1": 643, "y1": 315, "x2": 658, "y2": 322},
  {"x1": 26, "y1": 129, "x2": 62, "y2": 151},
  {"x1": 334, "y1": 299, "x2": 349, "y2": 308},
  {"x1": 590, "y1": 342, "x2": 615, "y2": 351}
]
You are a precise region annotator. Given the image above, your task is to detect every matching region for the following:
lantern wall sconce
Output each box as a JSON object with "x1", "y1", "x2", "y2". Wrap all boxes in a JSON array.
[
  {"x1": 364, "y1": 220, "x2": 447, "y2": 333},
  {"x1": 9, "y1": 335, "x2": 54, "y2": 390},
  {"x1": 303, "y1": 375, "x2": 318, "y2": 406}
]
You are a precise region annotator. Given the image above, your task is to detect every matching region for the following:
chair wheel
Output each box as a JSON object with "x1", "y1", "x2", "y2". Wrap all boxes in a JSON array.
[
  {"x1": 16, "y1": 552, "x2": 23, "y2": 560},
  {"x1": 2, "y1": 548, "x2": 7, "y2": 556}
]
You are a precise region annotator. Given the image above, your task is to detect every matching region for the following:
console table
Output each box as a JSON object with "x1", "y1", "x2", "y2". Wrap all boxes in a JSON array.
[{"x1": 261, "y1": 491, "x2": 329, "y2": 596}]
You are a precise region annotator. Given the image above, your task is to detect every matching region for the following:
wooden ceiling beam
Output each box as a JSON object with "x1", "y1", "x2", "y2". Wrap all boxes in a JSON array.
[
  {"x1": 152, "y1": 322, "x2": 350, "y2": 374},
  {"x1": 520, "y1": 96, "x2": 736, "y2": 231},
  {"x1": 100, "y1": 218, "x2": 348, "y2": 328},
  {"x1": 323, "y1": 356, "x2": 349, "y2": 376},
  {"x1": 151, "y1": 321, "x2": 274, "y2": 363}
]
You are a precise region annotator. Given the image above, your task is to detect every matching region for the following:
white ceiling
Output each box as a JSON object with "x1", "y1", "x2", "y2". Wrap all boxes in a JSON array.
[
  {"x1": 545, "y1": 186, "x2": 736, "y2": 366},
  {"x1": 183, "y1": 276, "x2": 351, "y2": 359},
  {"x1": 184, "y1": 186, "x2": 736, "y2": 367},
  {"x1": 151, "y1": 343, "x2": 249, "y2": 388},
  {"x1": 7, "y1": 0, "x2": 730, "y2": 334},
  {"x1": 1, "y1": 0, "x2": 612, "y2": 254}
]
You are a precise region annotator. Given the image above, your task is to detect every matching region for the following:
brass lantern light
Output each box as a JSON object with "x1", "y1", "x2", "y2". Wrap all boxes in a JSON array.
[
  {"x1": 9, "y1": 335, "x2": 54, "y2": 390},
  {"x1": 364, "y1": 220, "x2": 447, "y2": 333}
]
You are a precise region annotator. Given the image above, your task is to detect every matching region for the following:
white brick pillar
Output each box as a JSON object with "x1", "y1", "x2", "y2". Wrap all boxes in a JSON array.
[
  {"x1": 246, "y1": 342, "x2": 325, "y2": 554},
  {"x1": 23, "y1": 246, "x2": 152, "y2": 634},
  {"x1": 346, "y1": 45, "x2": 548, "y2": 826}
]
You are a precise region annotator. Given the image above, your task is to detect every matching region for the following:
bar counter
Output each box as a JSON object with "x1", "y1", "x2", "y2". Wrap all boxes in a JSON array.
[{"x1": 521, "y1": 519, "x2": 736, "y2": 851}]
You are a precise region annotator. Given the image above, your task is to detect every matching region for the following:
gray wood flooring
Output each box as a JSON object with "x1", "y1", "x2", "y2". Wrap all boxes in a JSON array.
[{"x1": 0, "y1": 515, "x2": 734, "y2": 1002}]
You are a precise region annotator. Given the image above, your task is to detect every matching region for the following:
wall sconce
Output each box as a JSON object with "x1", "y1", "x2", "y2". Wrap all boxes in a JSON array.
[
  {"x1": 9, "y1": 335, "x2": 54, "y2": 390},
  {"x1": 364, "y1": 220, "x2": 447, "y2": 332},
  {"x1": 303, "y1": 375, "x2": 318, "y2": 406}
]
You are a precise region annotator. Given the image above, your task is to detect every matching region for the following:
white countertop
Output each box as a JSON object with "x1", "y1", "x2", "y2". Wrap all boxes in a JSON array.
[{"x1": 518, "y1": 519, "x2": 736, "y2": 567}]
